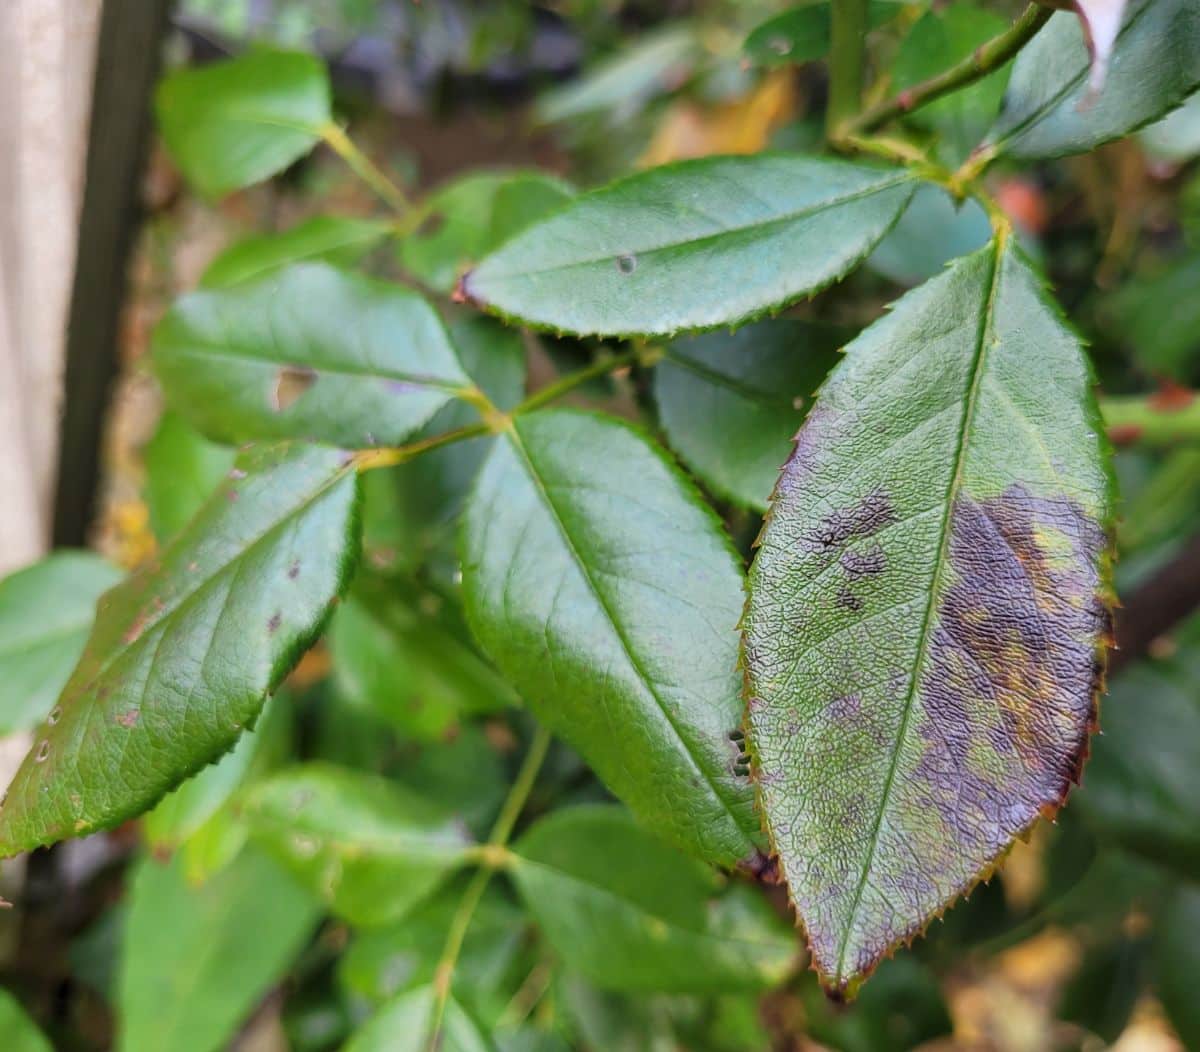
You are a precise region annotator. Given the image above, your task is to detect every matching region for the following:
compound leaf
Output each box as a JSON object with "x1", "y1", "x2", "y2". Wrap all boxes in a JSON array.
[
  {"x1": 989, "y1": 0, "x2": 1200, "y2": 159},
  {"x1": 345, "y1": 983, "x2": 496, "y2": 1052},
  {"x1": 461, "y1": 409, "x2": 758, "y2": 867},
  {"x1": 0, "y1": 443, "x2": 361, "y2": 857},
  {"x1": 460, "y1": 156, "x2": 915, "y2": 337},
  {"x1": 244, "y1": 763, "x2": 475, "y2": 926},
  {"x1": 153, "y1": 263, "x2": 471, "y2": 448},
  {"x1": 510, "y1": 806, "x2": 797, "y2": 992},
  {"x1": 156, "y1": 48, "x2": 331, "y2": 199},
  {"x1": 743, "y1": 237, "x2": 1113, "y2": 994}
]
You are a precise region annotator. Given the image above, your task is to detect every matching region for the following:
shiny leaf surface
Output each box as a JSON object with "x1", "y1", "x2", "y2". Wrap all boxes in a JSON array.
[
  {"x1": 344, "y1": 984, "x2": 496, "y2": 1052},
  {"x1": 461, "y1": 409, "x2": 758, "y2": 866},
  {"x1": 743, "y1": 237, "x2": 1113, "y2": 994},
  {"x1": 460, "y1": 156, "x2": 915, "y2": 337}
]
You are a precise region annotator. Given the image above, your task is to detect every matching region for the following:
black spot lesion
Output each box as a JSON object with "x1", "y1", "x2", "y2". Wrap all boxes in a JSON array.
[
  {"x1": 810, "y1": 489, "x2": 897, "y2": 551},
  {"x1": 840, "y1": 545, "x2": 887, "y2": 577}
]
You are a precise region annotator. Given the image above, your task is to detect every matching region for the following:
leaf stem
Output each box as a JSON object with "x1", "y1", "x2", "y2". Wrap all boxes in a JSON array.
[
  {"x1": 1101, "y1": 391, "x2": 1200, "y2": 446},
  {"x1": 514, "y1": 348, "x2": 640, "y2": 415},
  {"x1": 321, "y1": 122, "x2": 412, "y2": 216},
  {"x1": 844, "y1": 3, "x2": 1051, "y2": 138},
  {"x1": 827, "y1": 0, "x2": 869, "y2": 142},
  {"x1": 429, "y1": 726, "x2": 551, "y2": 1046},
  {"x1": 352, "y1": 422, "x2": 491, "y2": 472}
]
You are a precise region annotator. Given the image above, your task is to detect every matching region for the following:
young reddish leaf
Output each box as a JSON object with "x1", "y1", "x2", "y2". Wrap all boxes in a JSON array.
[
  {"x1": 0, "y1": 444, "x2": 361, "y2": 858},
  {"x1": 743, "y1": 236, "x2": 1113, "y2": 996}
]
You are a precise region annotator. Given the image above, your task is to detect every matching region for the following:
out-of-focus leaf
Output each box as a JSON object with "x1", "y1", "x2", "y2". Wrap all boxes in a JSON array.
[
  {"x1": 117, "y1": 846, "x2": 320, "y2": 1052},
  {"x1": 461, "y1": 156, "x2": 915, "y2": 337},
  {"x1": 201, "y1": 216, "x2": 391, "y2": 288},
  {"x1": 1056, "y1": 936, "x2": 1145, "y2": 1044},
  {"x1": 1105, "y1": 253, "x2": 1200, "y2": 382},
  {"x1": 244, "y1": 763, "x2": 475, "y2": 926},
  {"x1": 744, "y1": 239, "x2": 1113, "y2": 995},
  {"x1": 1154, "y1": 882, "x2": 1200, "y2": 1049},
  {"x1": 867, "y1": 184, "x2": 993, "y2": 286},
  {"x1": 400, "y1": 172, "x2": 573, "y2": 294},
  {"x1": 989, "y1": 0, "x2": 1200, "y2": 159},
  {"x1": 0, "y1": 444, "x2": 361, "y2": 857},
  {"x1": 143, "y1": 411, "x2": 236, "y2": 542},
  {"x1": 0, "y1": 552, "x2": 121, "y2": 735},
  {"x1": 743, "y1": 2, "x2": 901, "y2": 68},
  {"x1": 653, "y1": 320, "x2": 842, "y2": 510},
  {"x1": 153, "y1": 263, "x2": 471, "y2": 448},
  {"x1": 510, "y1": 806, "x2": 797, "y2": 993},
  {"x1": 535, "y1": 27, "x2": 700, "y2": 126},
  {"x1": 893, "y1": 3, "x2": 1010, "y2": 162},
  {"x1": 461, "y1": 409, "x2": 759, "y2": 867},
  {"x1": 339, "y1": 883, "x2": 528, "y2": 1018},
  {"x1": 344, "y1": 983, "x2": 496, "y2": 1051},
  {"x1": 156, "y1": 49, "x2": 331, "y2": 198},
  {"x1": 1140, "y1": 90, "x2": 1200, "y2": 161},
  {"x1": 1077, "y1": 654, "x2": 1200, "y2": 879},
  {"x1": 0, "y1": 989, "x2": 51, "y2": 1052},
  {"x1": 556, "y1": 973, "x2": 684, "y2": 1052}
]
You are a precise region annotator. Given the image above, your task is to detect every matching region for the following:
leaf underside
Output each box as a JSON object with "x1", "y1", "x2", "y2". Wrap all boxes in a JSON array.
[
  {"x1": 461, "y1": 409, "x2": 758, "y2": 867},
  {"x1": 460, "y1": 154, "x2": 915, "y2": 337},
  {"x1": 0, "y1": 443, "x2": 361, "y2": 858},
  {"x1": 743, "y1": 237, "x2": 1113, "y2": 994}
]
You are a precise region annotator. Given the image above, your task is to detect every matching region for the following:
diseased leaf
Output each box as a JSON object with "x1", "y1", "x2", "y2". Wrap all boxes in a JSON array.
[
  {"x1": 461, "y1": 409, "x2": 759, "y2": 866},
  {"x1": 0, "y1": 443, "x2": 361, "y2": 857},
  {"x1": 344, "y1": 983, "x2": 496, "y2": 1052},
  {"x1": 743, "y1": 237, "x2": 1113, "y2": 994},
  {"x1": 201, "y1": 215, "x2": 391, "y2": 288},
  {"x1": 460, "y1": 156, "x2": 915, "y2": 337},
  {"x1": 143, "y1": 412, "x2": 236, "y2": 542},
  {"x1": 0, "y1": 989, "x2": 51, "y2": 1052},
  {"x1": 989, "y1": 0, "x2": 1200, "y2": 159},
  {"x1": 156, "y1": 48, "x2": 331, "y2": 199},
  {"x1": 0, "y1": 552, "x2": 122, "y2": 734},
  {"x1": 400, "y1": 171, "x2": 573, "y2": 294},
  {"x1": 153, "y1": 263, "x2": 472, "y2": 448},
  {"x1": 243, "y1": 763, "x2": 475, "y2": 926},
  {"x1": 117, "y1": 846, "x2": 320, "y2": 1052},
  {"x1": 510, "y1": 805, "x2": 797, "y2": 993},
  {"x1": 653, "y1": 320, "x2": 842, "y2": 510}
]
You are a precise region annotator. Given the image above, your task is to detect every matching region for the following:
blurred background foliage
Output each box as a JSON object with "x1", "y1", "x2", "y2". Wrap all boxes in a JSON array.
[{"x1": 2, "y1": 0, "x2": 1200, "y2": 1049}]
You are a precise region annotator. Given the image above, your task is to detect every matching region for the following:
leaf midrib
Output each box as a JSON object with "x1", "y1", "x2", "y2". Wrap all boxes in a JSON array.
[
  {"x1": 475, "y1": 172, "x2": 913, "y2": 282},
  {"x1": 660, "y1": 348, "x2": 799, "y2": 412},
  {"x1": 832, "y1": 239, "x2": 1005, "y2": 981},
  {"x1": 504, "y1": 423, "x2": 747, "y2": 841}
]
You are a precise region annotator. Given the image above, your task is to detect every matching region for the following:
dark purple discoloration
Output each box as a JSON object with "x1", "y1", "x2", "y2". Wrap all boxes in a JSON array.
[
  {"x1": 840, "y1": 546, "x2": 887, "y2": 577},
  {"x1": 267, "y1": 612, "x2": 282, "y2": 633},
  {"x1": 811, "y1": 489, "x2": 896, "y2": 551},
  {"x1": 914, "y1": 485, "x2": 1109, "y2": 856},
  {"x1": 288, "y1": 560, "x2": 301, "y2": 580},
  {"x1": 837, "y1": 586, "x2": 863, "y2": 612}
]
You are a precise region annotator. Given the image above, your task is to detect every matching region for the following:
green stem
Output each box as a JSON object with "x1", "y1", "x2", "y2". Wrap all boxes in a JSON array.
[
  {"x1": 827, "y1": 0, "x2": 869, "y2": 142},
  {"x1": 847, "y1": 3, "x2": 1051, "y2": 137},
  {"x1": 321, "y1": 122, "x2": 412, "y2": 216},
  {"x1": 428, "y1": 726, "x2": 552, "y2": 1046},
  {"x1": 515, "y1": 348, "x2": 640, "y2": 415},
  {"x1": 1101, "y1": 393, "x2": 1200, "y2": 446}
]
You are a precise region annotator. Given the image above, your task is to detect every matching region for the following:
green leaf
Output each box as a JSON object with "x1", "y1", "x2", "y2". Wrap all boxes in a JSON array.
[
  {"x1": 1055, "y1": 936, "x2": 1145, "y2": 1045},
  {"x1": 743, "y1": 238, "x2": 1113, "y2": 994},
  {"x1": 461, "y1": 409, "x2": 758, "y2": 866},
  {"x1": 400, "y1": 171, "x2": 573, "y2": 294},
  {"x1": 201, "y1": 215, "x2": 392, "y2": 288},
  {"x1": 0, "y1": 552, "x2": 122, "y2": 734},
  {"x1": 117, "y1": 846, "x2": 320, "y2": 1052},
  {"x1": 156, "y1": 48, "x2": 331, "y2": 198},
  {"x1": 1140, "y1": 90, "x2": 1200, "y2": 162},
  {"x1": 329, "y1": 581, "x2": 513, "y2": 742},
  {"x1": 510, "y1": 805, "x2": 797, "y2": 993},
  {"x1": 744, "y1": 3, "x2": 902, "y2": 68},
  {"x1": 988, "y1": 0, "x2": 1200, "y2": 159},
  {"x1": 344, "y1": 983, "x2": 496, "y2": 1052},
  {"x1": 1104, "y1": 252, "x2": 1200, "y2": 382},
  {"x1": 1077, "y1": 654, "x2": 1200, "y2": 879},
  {"x1": 243, "y1": 763, "x2": 475, "y2": 926},
  {"x1": 867, "y1": 184, "x2": 992, "y2": 288},
  {"x1": 892, "y1": 3, "x2": 1010, "y2": 163},
  {"x1": 653, "y1": 320, "x2": 842, "y2": 510},
  {"x1": 1155, "y1": 883, "x2": 1200, "y2": 1049},
  {"x1": 460, "y1": 156, "x2": 915, "y2": 337},
  {"x1": 153, "y1": 263, "x2": 471, "y2": 448},
  {"x1": 144, "y1": 411, "x2": 236, "y2": 542},
  {"x1": 0, "y1": 989, "x2": 51, "y2": 1052},
  {"x1": 0, "y1": 443, "x2": 361, "y2": 857}
]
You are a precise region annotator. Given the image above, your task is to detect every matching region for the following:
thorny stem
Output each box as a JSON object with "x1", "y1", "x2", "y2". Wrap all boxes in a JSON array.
[
  {"x1": 428, "y1": 726, "x2": 552, "y2": 1046},
  {"x1": 1101, "y1": 392, "x2": 1200, "y2": 446},
  {"x1": 321, "y1": 122, "x2": 412, "y2": 216},
  {"x1": 843, "y1": 3, "x2": 1052, "y2": 140},
  {"x1": 827, "y1": 0, "x2": 870, "y2": 141}
]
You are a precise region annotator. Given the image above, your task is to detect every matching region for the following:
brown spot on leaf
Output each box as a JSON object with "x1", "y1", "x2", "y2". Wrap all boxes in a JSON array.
[
  {"x1": 116, "y1": 709, "x2": 140, "y2": 728},
  {"x1": 268, "y1": 612, "x2": 282, "y2": 633},
  {"x1": 840, "y1": 545, "x2": 887, "y2": 577},
  {"x1": 288, "y1": 560, "x2": 301, "y2": 579},
  {"x1": 836, "y1": 586, "x2": 862, "y2": 611},
  {"x1": 271, "y1": 365, "x2": 317, "y2": 412}
]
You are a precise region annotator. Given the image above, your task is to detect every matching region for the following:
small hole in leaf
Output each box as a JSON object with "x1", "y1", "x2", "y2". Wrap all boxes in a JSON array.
[
  {"x1": 766, "y1": 36, "x2": 792, "y2": 56},
  {"x1": 270, "y1": 366, "x2": 318, "y2": 412},
  {"x1": 35, "y1": 742, "x2": 50, "y2": 763},
  {"x1": 615, "y1": 254, "x2": 637, "y2": 275},
  {"x1": 47, "y1": 707, "x2": 62, "y2": 726}
]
